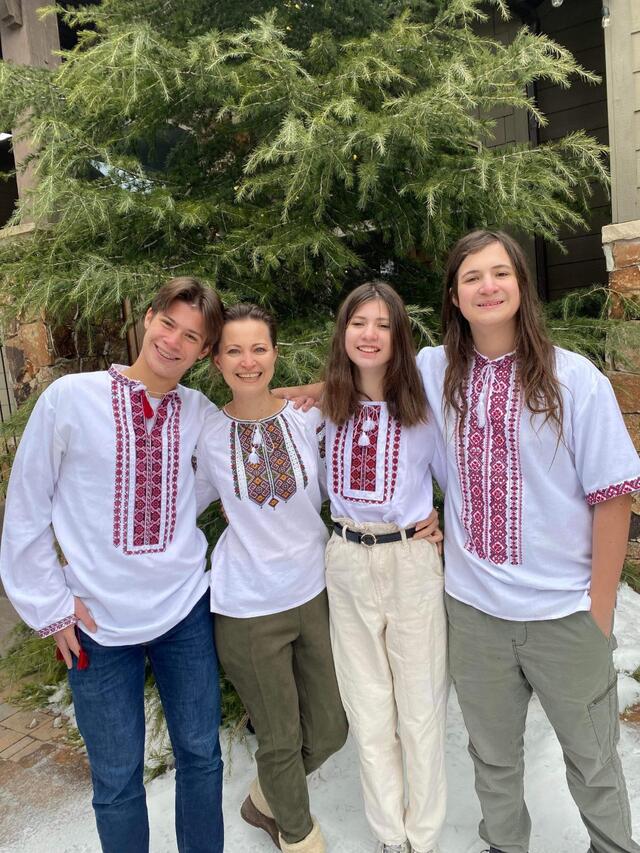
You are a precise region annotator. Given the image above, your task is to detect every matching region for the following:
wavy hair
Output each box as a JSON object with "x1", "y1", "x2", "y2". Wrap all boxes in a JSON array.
[
  {"x1": 322, "y1": 281, "x2": 427, "y2": 426},
  {"x1": 441, "y1": 230, "x2": 563, "y2": 436}
]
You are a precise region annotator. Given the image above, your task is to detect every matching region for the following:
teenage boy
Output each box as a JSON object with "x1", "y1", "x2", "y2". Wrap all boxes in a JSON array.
[{"x1": 0, "y1": 277, "x2": 224, "y2": 853}]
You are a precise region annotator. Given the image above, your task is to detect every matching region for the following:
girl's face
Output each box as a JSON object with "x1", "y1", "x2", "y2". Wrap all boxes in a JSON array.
[
  {"x1": 453, "y1": 241, "x2": 521, "y2": 334},
  {"x1": 344, "y1": 298, "x2": 393, "y2": 373},
  {"x1": 214, "y1": 319, "x2": 277, "y2": 396}
]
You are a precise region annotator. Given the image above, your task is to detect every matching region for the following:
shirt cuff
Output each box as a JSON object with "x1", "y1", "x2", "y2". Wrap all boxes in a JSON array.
[
  {"x1": 37, "y1": 614, "x2": 78, "y2": 638},
  {"x1": 586, "y1": 476, "x2": 640, "y2": 506}
]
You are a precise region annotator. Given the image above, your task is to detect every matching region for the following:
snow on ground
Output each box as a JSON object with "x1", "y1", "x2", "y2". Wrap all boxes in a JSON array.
[{"x1": 5, "y1": 585, "x2": 640, "y2": 853}]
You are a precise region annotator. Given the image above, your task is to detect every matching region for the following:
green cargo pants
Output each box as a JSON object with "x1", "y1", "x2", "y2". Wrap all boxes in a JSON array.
[
  {"x1": 446, "y1": 593, "x2": 639, "y2": 853},
  {"x1": 215, "y1": 590, "x2": 348, "y2": 844}
]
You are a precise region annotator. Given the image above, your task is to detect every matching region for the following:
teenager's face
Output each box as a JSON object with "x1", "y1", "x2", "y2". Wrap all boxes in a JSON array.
[
  {"x1": 214, "y1": 319, "x2": 277, "y2": 396},
  {"x1": 453, "y1": 241, "x2": 521, "y2": 335},
  {"x1": 344, "y1": 298, "x2": 392, "y2": 373},
  {"x1": 141, "y1": 300, "x2": 209, "y2": 385}
]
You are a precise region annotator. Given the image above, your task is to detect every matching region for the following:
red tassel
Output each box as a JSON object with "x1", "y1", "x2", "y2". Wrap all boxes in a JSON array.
[
  {"x1": 142, "y1": 393, "x2": 154, "y2": 419},
  {"x1": 77, "y1": 649, "x2": 90, "y2": 670},
  {"x1": 55, "y1": 647, "x2": 64, "y2": 662}
]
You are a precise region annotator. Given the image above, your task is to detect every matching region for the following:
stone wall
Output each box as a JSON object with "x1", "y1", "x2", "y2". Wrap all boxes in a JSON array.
[
  {"x1": 603, "y1": 219, "x2": 640, "y2": 568},
  {"x1": 0, "y1": 224, "x2": 128, "y2": 406},
  {"x1": 2, "y1": 314, "x2": 127, "y2": 406}
]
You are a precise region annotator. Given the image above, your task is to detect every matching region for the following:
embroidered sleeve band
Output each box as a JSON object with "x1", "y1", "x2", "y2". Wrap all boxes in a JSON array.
[
  {"x1": 586, "y1": 476, "x2": 640, "y2": 506},
  {"x1": 37, "y1": 614, "x2": 78, "y2": 638}
]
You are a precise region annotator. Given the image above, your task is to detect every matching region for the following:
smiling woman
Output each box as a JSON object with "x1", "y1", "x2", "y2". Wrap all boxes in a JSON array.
[
  {"x1": 213, "y1": 303, "x2": 280, "y2": 418},
  {"x1": 319, "y1": 281, "x2": 447, "y2": 853},
  {"x1": 194, "y1": 302, "x2": 348, "y2": 853},
  {"x1": 452, "y1": 242, "x2": 521, "y2": 358}
]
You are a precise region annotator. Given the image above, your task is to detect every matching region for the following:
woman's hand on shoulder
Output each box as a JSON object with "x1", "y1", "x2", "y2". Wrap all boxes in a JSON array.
[{"x1": 271, "y1": 382, "x2": 324, "y2": 411}]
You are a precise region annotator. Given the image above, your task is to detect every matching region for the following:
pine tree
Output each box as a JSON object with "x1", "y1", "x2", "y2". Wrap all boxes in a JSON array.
[
  {"x1": 0, "y1": 0, "x2": 607, "y2": 391},
  {"x1": 0, "y1": 0, "x2": 612, "y2": 733}
]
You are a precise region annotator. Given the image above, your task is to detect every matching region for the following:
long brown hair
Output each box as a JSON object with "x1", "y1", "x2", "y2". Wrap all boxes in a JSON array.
[
  {"x1": 441, "y1": 230, "x2": 563, "y2": 434},
  {"x1": 322, "y1": 281, "x2": 427, "y2": 426}
]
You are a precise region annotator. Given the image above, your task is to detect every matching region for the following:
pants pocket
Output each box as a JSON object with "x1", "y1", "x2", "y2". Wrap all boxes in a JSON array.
[
  {"x1": 587, "y1": 678, "x2": 618, "y2": 763},
  {"x1": 410, "y1": 537, "x2": 444, "y2": 578}
]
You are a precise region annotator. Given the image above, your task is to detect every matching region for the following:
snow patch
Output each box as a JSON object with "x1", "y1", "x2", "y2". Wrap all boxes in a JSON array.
[{"x1": 8, "y1": 585, "x2": 640, "y2": 853}]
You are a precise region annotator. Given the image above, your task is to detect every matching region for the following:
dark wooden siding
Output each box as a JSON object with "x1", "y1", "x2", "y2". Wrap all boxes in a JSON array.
[
  {"x1": 0, "y1": 140, "x2": 18, "y2": 229},
  {"x1": 0, "y1": 39, "x2": 18, "y2": 229},
  {"x1": 535, "y1": 0, "x2": 610, "y2": 301},
  {"x1": 477, "y1": 1, "x2": 610, "y2": 301}
]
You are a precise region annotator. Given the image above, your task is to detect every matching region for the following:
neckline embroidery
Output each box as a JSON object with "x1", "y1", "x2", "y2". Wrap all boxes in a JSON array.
[
  {"x1": 456, "y1": 353, "x2": 523, "y2": 566},
  {"x1": 222, "y1": 400, "x2": 289, "y2": 423},
  {"x1": 229, "y1": 412, "x2": 308, "y2": 509},
  {"x1": 108, "y1": 365, "x2": 180, "y2": 403},
  {"x1": 332, "y1": 403, "x2": 401, "y2": 504},
  {"x1": 111, "y1": 370, "x2": 182, "y2": 555}
]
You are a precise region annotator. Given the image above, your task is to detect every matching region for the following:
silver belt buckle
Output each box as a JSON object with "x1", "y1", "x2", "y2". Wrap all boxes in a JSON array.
[{"x1": 360, "y1": 532, "x2": 377, "y2": 548}]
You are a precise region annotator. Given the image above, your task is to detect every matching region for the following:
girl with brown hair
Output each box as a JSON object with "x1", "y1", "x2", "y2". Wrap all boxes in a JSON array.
[
  {"x1": 417, "y1": 229, "x2": 640, "y2": 853},
  {"x1": 322, "y1": 281, "x2": 447, "y2": 853}
]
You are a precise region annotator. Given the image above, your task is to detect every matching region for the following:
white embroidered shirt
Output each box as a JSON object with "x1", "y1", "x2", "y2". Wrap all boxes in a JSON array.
[
  {"x1": 195, "y1": 403, "x2": 328, "y2": 618},
  {"x1": 417, "y1": 346, "x2": 640, "y2": 620},
  {"x1": 325, "y1": 402, "x2": 446, "y2": 527},
  {"x1": 0, "y1": 367, "x2": 215, "y2": 645}
]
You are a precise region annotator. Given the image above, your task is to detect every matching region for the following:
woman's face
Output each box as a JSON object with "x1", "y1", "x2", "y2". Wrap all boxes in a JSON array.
[
  {"x1": 451, "y1": 242, "x2": 520, "y2": 334},
  {"x1": 214, "y1": 319, "x2": 277, "y2": 396},
  {"x1": 344, "y1": 298, "x2": 393, "y2": 374},
  {"x1": 453, "y1": 241, "x2": 521, "y2": 334}
]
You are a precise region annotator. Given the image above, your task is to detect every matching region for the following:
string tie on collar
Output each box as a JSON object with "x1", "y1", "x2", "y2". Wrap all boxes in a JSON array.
[
  {"x1": 356, "y1": 404, "x2": 377, "y2": 447},
  {"x1": 475, "y1": 363, "x2": 493, "y2": 430},
  {"x1": 142, "y1": 393, "x2": 154, "y2": 420},
  {"x1": 245, "y1": 421, "x2": 274, "y2": 466}
]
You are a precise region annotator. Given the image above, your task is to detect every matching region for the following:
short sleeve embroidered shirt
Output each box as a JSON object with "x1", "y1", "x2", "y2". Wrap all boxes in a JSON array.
[
  {"x1": 417, "y1": 346, "x2": 640, "y2": 620},
  {"x1": 325, "y1": 402, "x2": 445, "y2": 527}
]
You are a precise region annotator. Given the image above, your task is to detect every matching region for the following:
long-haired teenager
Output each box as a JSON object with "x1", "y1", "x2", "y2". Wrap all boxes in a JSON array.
[
  {"x1": 322, "y1": 281, "x2": 447, "y2": 853},
  {"x1": 195, "y1": 304, "x2": 348, "y2": 853},
  {"x1": 417, "y1": 230, "x2": 640, "y2": 853}
]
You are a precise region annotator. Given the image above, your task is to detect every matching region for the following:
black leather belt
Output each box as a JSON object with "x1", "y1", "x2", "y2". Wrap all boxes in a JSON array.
[{"x1": 333, "y1": 522, "x2": 417, "y2": 547}]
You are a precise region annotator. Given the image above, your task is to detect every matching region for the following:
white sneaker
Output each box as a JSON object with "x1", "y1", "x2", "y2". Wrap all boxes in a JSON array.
[{"x1": 376, "y1": 843, "x2": 411, "y2": 853}]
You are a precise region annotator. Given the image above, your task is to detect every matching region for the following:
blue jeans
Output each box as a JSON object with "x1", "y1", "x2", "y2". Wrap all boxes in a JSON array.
[{"x1": 68, "y1": 593, "x2": 223, "y2": 853}]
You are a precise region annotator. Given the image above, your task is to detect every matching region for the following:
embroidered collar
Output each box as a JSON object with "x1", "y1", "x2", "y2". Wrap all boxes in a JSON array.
[
  {"x1": 222, "y1": 401, "x2": 289, "y2": 423},
  {"x1": 108, "y1": 365, "x2": 180, "y2": 402},
  {"x1": 473, "y1": 349, "x2": 516, "y2": 369}
]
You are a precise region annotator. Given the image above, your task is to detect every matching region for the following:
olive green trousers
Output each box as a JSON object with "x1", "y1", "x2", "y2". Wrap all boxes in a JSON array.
[
  {"x1": 215, "y1": 590, "x2": 348, "y2": 844},
  {"x1": 446, "y1": 593, "x2": 639, "y2": 853}
]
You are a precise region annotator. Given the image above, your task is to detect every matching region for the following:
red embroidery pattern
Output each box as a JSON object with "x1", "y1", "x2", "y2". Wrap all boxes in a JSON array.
[
  {"x1": 110, "y1": 367, "x2": 181, "y2": 554},
  {"x1": 38, "y1": 614, "x2": 77, "y2": 638},
  {"x1": 457, "y1": 354, "x2": 523, "y2": 565},
  {"x1": 230, "y1": 415, "x2": 308, "y2": 509},
  {"x1": 586, "y1": 476, "x2": 640, "y2": 506},
  {"x1": 332, "y1": 404, "x2": 401, "y2": 504}
]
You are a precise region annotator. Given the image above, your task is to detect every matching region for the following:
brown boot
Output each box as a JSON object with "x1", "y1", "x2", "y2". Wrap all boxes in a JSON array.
[
  {"x1": 240, "y1": 778, "x2": 281, "y2": 849},
  {"x1": 279, "y1": 818, "x2": 326, "y2": 853}
]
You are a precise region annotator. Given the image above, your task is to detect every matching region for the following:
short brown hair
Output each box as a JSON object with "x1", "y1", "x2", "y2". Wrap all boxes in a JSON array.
[
  {"x1": 151, "y1": 276, "x2": 223, "y2": 348},
  {"x1": 322, "y1": 280, "x2": 427, "y2": 427},
  {"x1": 213, "y1": 303, "x2": 278, "y2": 355}
]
